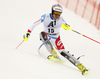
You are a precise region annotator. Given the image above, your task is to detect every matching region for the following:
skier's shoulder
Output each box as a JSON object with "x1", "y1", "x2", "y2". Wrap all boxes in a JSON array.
[
  {"x1": 59, "y1": 16, "x2": 66, "y2": 22},
  {"x1": 41, "y1": 13, "x2": 50, "y2": 22},
  {"x1": 59, "y1": 15, "x2": 64, "y2": 20}
]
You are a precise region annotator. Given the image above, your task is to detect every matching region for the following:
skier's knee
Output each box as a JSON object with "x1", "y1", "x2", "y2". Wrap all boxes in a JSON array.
[
  {"x1": 40, "y1": 31, "x2": 48, "y2": 41},
  {"x1": 40, "y1": 31, "x2": 53, "y2": 52}
]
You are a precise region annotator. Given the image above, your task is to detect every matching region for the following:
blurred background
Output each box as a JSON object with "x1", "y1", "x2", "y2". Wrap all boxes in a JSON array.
[
  {"x1": 0, "y1": 0, "x2": 100, "y2": 79},
  {"x1": 55, "y1": 0, "x2": 100, "y2": 30}
]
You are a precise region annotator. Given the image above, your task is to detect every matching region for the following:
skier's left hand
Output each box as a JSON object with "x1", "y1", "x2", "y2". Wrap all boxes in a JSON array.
[{"x1": 61, "y1": 24, "x2": 72, "y2": 30}]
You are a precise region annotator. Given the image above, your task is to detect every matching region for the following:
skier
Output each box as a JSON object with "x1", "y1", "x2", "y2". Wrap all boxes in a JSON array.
[{"x1": 23, "y1": 4, "x2": 88, "y2": 75}]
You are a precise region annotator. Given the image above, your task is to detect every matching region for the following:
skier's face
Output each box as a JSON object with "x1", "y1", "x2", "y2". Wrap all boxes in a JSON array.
[
  {"x1": 53, "y1": 14, "x2": 60, "y2": 19},
  {"x1": 53, "y1": 11, "x2": 62, "y2": 19}
]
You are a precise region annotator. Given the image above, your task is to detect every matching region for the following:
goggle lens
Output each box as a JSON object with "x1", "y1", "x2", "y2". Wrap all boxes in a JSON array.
[{"x1": 54, "y1": 11, "x2": 62, "y2": 15}]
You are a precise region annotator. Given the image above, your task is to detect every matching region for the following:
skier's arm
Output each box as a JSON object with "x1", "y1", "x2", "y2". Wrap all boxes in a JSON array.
[
  {"x1": 28, "y1": 14, "x2": 46, "y2": 33},
  {"x1": 23, "y1": 19, "x2": 42, "y2": 41},
  {"x1": 61, "y1": 17, "x2": 71, "y2": 30},
  {"x1": 23, "y1": 14, "x2": 46, "y2": 41},
  {"x1": 28, "y1": 19, "x2": 42, "y2": 33}
]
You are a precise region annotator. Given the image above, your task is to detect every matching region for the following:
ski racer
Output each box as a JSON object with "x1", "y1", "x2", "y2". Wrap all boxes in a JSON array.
[{"x1": 23, "y1": 4, "x2": 88, "y2": 75}]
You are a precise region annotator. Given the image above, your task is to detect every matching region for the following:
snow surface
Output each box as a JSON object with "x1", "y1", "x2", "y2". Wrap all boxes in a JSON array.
[{"x1": 0, "y1": 0, "x2": 100, "y2": 79}]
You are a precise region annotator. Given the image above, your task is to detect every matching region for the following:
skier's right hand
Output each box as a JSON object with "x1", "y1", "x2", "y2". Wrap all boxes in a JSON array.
[{"x1": 23, "y1": 32, "x2": 30, "y2": 41}]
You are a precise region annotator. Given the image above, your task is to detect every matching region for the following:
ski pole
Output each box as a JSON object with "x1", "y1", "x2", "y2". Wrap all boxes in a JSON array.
[
  {"x1": 72, "y1": 29, "x2": 100, "y2": 44},
  {"x1": 38, "y1": 38, "x2": 51, "y2": 56},
  {"x1": 61, "y1": 24, "x2": 100, "y2": 44},
  {"x1": 16, "y1": 40, "x2": 24, "y2": 49}
]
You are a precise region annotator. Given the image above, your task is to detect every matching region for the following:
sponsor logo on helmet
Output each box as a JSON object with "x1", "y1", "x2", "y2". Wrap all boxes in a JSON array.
[{"x1": 53, "y1": 7, "x2": 62, "y2": 12}]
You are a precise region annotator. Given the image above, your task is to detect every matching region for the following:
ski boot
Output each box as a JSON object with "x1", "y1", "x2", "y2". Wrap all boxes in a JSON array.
[
  {"x1": 76, "y1": 63, "x2": 88, "y2": 75},
  {"x1": 47, "y1": 48, "x2": 60, "y2": 60},
  {"x1": 47, "y1": 48, "x2": 64, "y2": 63}
]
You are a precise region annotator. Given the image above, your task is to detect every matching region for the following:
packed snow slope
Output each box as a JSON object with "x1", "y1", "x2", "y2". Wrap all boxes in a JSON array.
[{"x1": 0, "y1": 0, "x2": 100, "y2": 79}]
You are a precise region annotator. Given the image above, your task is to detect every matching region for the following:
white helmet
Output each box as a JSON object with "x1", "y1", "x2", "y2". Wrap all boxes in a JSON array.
[{"x1": 52, "y1": 4, "x2": 63, "y2": 15}]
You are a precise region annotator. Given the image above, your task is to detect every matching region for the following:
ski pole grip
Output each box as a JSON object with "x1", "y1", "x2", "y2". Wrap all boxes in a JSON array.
[{"x1": 61, "y1": 24, "x2": 72, "y2": 30}]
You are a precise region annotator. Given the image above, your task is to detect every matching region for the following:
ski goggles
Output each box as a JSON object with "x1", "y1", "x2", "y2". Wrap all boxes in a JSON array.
[{"x1": 54, "y1": 11, "x2": 62, "y2": 15}]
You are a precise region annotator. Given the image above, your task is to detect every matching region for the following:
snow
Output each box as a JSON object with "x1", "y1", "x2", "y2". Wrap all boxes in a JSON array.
[{"x1": 0, "y1": 0, "x2": 100, "y2": 79}]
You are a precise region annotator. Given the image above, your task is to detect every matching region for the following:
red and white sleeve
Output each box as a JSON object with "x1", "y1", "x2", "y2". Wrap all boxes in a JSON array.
[{"x1": 27, "y1": 19, "x2": 41, "y2": 33}]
